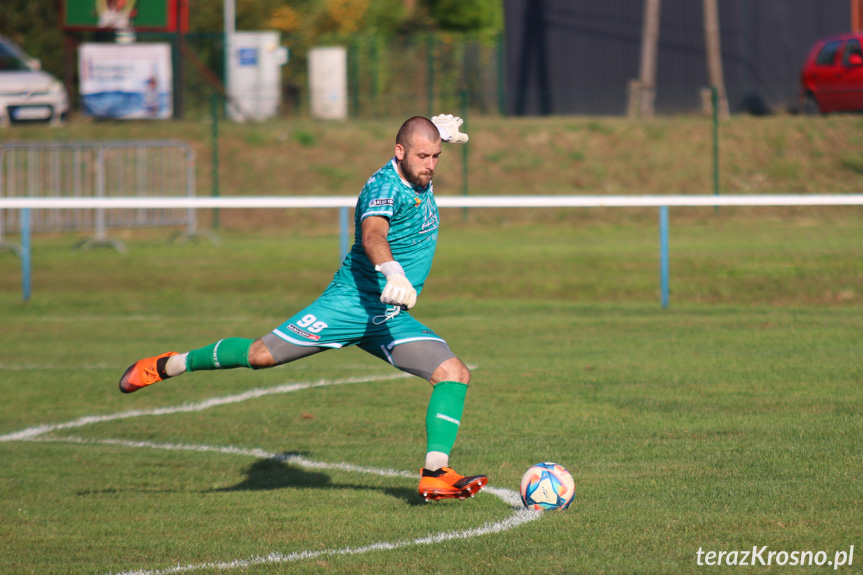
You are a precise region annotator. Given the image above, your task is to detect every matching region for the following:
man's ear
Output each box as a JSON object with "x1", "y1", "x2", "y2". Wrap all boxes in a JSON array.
[{"x1": 394, "y1": 143, "x2": 406, "y2": 161}]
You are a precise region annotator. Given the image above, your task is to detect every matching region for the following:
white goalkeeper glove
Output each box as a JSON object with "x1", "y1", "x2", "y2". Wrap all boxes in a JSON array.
[
  {"x1": 431, "y1": 114, "x2": 469, "y2": 144},
  {"x1": 376, "y1": 261, "x2": 417, "y2": 310}
]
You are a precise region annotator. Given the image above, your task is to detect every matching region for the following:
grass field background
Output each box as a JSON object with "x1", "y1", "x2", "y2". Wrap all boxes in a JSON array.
[
  {"x1": 1, "y1": 212, "x2": 861, "y2": 573},
  {"x1": 2, "y1": 113, "x2": 862, "y2": 573}
]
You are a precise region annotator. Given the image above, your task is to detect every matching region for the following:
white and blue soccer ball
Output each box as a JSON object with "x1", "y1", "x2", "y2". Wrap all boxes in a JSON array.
[{"x1": 520, "y1": 462, "x2": 575, "y2": 511}]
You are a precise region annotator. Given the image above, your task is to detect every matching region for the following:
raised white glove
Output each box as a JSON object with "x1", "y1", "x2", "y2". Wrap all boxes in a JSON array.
[
  {"x1": 431, "y1": 114, "x2": 469, "y2": 144},
  {"x1": 376, "y1": 262, "x2": 417, "y2": 310}
]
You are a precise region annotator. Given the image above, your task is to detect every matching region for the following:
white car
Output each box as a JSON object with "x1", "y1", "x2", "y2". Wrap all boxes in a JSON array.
[{"x1": 0, "y1": 35, "x2": 69, "y2": 127}]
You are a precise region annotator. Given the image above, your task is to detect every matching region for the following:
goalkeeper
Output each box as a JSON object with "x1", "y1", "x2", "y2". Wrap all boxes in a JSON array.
[{"x1": 118, "y1": 115, "x2": 486, "y2": 502}]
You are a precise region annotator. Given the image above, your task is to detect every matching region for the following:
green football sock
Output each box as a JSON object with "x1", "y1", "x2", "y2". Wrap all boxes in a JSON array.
[
  {"x1": 425, "y1": 381, "x2": 468, "y2": 455},
  {"x1": 186, "y1": 338, "x2": 253, "y2": 372}
]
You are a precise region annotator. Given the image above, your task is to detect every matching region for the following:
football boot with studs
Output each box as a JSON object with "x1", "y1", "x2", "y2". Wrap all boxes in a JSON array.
[
  {"x1": 418, "y1": 467, "x2": 488, "y2": 501},
  {"x1": 119, "y1": 351, "x2": 178, "y2": 393}
]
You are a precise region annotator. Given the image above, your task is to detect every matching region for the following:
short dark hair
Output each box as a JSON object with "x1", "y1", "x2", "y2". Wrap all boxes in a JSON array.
[{"x1": 396, "y1": 116, "x2": 440, "y2": 149}]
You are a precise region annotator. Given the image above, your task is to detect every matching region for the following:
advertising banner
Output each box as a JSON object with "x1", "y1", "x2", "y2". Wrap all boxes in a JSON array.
[
  {"x1": 63, "y1": 0, "x2": 188, "y2": 32},
  {"x1": 79, "y1": 43, "x2": 173, "y2": 120}
]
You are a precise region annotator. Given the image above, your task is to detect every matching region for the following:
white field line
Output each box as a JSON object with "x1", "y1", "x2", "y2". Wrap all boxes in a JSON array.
[
  {"x1": 27, "y1": 435, "x2": 537, "y2": 575},
  {"x1": 34, "y1": 435, "x2": 418, "y2": 480},
  {"x1": 4, "y1": 368, "x2": 541, "y2": 574},
  {"x1": 106, "y1": 510, "x2": 539, "y2": 575},
  {"x1": 0, "y1": 372, "x2": 412, "y2": 443},
  {"x1": 0, "y1": 363, "x2": 117, "y2": 371},
  {"x1": 33, "y1": 435, "x2": 525, "y2": 509}
]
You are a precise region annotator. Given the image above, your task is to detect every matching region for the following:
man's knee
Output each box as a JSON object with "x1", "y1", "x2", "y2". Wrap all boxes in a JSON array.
[
  {"x1": 248, "y1": 338, "x2": 277, "y2": 369},
  {"x1": 252, "y1": 333, "x2": 328, "y2": 367},
  {"x1": 430, "y1": 357, "x2": 471, "y2": 385}
]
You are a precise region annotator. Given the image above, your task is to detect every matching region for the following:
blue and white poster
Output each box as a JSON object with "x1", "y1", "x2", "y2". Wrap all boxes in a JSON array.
[{"x1": 79, "y1": 43, "x2": 172, "y2": 119}]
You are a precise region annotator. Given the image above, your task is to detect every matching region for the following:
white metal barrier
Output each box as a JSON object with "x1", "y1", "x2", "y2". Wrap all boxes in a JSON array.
[
  {"x1": 3, "y1": 194, "x2": 863, "y2": 304},
  {"x1": 0, "y1": 141, "x2": 198, "y2": 253}
]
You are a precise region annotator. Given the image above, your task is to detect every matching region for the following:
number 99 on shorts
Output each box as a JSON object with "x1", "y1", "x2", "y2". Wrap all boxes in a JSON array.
[{"x1": 296, "y1": 314, "x2": 328, "y2": 333}]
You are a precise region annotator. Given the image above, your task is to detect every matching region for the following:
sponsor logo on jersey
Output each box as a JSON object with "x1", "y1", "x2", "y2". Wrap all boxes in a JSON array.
[
  {"x1": 288, "y1": 324, "x2": 321, "y2": 341},
  {"x1": 419, "y1": 199, "x2": 439, "y2": 234},
  {"x1": 369, "y1": 198, "x2": 394, "y2": 208}
]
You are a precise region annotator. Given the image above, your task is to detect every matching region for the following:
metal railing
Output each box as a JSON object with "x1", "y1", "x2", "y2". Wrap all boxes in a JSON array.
[
  {"x1": 3, "y1": 194, "x2": 863, "y2": 304},
  {"x1": 0, "y1": 140, "x2": 198, "y2": 253}
]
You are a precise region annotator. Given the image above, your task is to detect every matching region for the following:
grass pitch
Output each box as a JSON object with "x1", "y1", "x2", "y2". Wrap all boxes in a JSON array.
[{"x1": 0, "y1": 217, "x2": 861, "y2": 574}]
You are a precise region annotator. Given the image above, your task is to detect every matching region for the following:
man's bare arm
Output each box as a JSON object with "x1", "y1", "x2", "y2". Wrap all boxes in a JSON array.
[
  {"x1": 361, "y1": 215, "x2": 417, "y2": 309},
  {"x1": 361, "y1": 216, "x2": 394, "y2": 266}
]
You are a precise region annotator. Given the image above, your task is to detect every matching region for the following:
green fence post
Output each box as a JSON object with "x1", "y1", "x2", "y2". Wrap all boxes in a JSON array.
[
  {"x1": 210, "y1": 92, "x2": 220, "y2": 230},
  {"x1": 461, "y1": 89, "x2": 469, "y2": 222},
  {"x1": 497, "y1": 31, "x2": 506, "y2": 116},
  {"x1": 349, "y1": 39, "x2": 360, "y2": 118},
  {"x1": 370, "y1": 35, "x2": 379, "y2": 115},
  {"x1": 712, "y1": 86, "x2": 720, "y2": 214},
  {"x1": 172, "y1": 30, "x2": 185, "y2": 119},
  {"x1": 427, "y1": 34, "x2": 436, "y2": 118}
]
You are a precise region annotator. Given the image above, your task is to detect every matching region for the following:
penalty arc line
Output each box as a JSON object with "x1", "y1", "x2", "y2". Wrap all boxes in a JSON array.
[
  {"x1": 32, "y1": 435, "x2": 539, "y2": 575},
  {"x1": 2, "y1": 370, "x2": 544, "y2": 574},
  {"x1": 0, "y1": 371, "x2": 415, "y2": 443}
]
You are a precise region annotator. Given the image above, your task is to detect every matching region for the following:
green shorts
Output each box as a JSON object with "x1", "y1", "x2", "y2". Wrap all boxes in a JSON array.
[{"x1": 271, "y1": 282, "x2": 447, "y2": 362}]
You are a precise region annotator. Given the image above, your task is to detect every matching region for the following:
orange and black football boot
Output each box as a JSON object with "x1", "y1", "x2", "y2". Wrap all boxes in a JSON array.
[
  {"x1": 418, "y1": 467, "x2": 488, "y2": 501},
  {"x1": 119, "y1": 351, "x2": 178, "y2": 393}
]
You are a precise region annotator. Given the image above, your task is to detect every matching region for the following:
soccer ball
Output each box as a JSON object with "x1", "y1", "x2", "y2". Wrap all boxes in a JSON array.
[{"x1": 520, "y1": 462, "x2": 575, "y2": 511}]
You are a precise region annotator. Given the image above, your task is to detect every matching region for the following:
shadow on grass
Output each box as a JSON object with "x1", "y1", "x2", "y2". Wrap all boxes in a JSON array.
[{"x1": 210, "y1": 453, "x2": 426, "y2": 506}]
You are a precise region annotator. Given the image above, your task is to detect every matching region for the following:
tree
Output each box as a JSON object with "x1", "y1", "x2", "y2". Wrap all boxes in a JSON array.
[
  {"x1": 0, "y1": 0, "x2": 66, "y2": 77},
  {"x1": 424, "y1": 0, "x2": 502, "y2": 33}
]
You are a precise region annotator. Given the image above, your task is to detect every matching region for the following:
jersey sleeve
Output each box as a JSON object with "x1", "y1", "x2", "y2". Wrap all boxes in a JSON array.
[
  {"x1": 329, "y1": 160, "x2": 436, "y2": 297},
  {"x1": 357, "y1": 176, "x2": 401, "y2": 222}
]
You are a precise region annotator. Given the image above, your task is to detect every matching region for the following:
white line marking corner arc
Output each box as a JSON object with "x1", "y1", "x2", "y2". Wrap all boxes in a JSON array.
[
  {"x1": 0, "y1": 372, "x2": 412, "y2": 443},
  {"x1": 2, "y1": 372, "x2": 542, "y2": 575}
]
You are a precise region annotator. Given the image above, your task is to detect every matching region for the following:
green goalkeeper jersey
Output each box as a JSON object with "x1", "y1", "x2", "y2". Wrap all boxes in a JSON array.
[{"x1": 331, "y1": 158, "x2": 440, "y2": 296}]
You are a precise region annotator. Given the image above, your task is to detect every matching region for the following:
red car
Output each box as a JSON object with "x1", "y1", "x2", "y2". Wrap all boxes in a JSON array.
[{"x1": 801, "y1": 33, "x2": 863, "y2": 114}]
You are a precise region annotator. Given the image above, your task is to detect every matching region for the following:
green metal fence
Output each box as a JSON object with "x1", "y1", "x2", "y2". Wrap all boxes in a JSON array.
[{"x1": 132, "y1": 31, "x2": 505, "y2": 120}]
